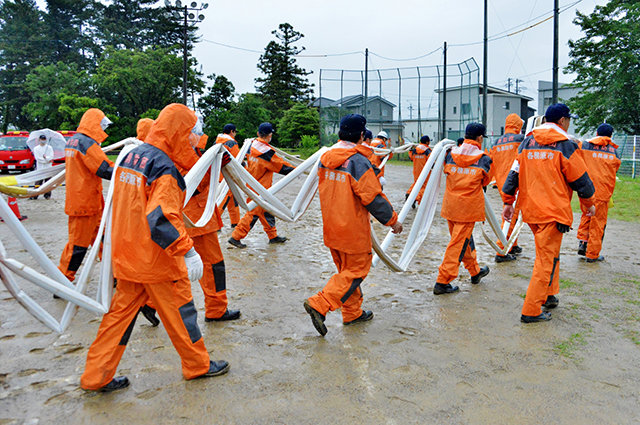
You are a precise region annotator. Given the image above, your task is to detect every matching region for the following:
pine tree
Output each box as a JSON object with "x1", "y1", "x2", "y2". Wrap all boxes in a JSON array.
[
  {"x1": 255, "y1": 23, "x2": 313, "y2": 115},
  {"x1": 0, "y1": 0, "x2": 48, "y2": 132}
]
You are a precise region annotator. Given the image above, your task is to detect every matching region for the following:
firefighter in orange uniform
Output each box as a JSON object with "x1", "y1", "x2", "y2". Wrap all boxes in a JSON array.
[
  {"x1": 184, "y1": 132, "x2": 241, "y2": 322},
  {"x1": 136, "y1": 118, "x2": 154, "y2": 142},
  {"x1": 502, "y1": 103, "x2": 595, "y2": 323},
  {"x1": 489, "y1": 113, "x2": 525, "y2": 262},
  {"x1": 576, "y1": 123, "x2": 621, "y2": 262},
  {"x1": 405, "y1": 135, "x2": 432, "y2": 208},
  {"x1": 58, "y1": 109, "x2": 114, "y2": 282},
  {"x1": 434, "y1": 123, "x2": 492, "y2": 295},
  {"x1": 370, "y1": 131, "x2": 392, "y2": 176},
  {"x1": 304, "y1": 114, "x2": 402, "y2": 336},
  {"x1": 216, "y1": 124, "x2": 241, "y2": 228},
  {"x1": 228, "y1": 123, "x2": 294, "y2": 248},
  {"x1": 80, "y1": 104, "x2": 229, "y2": 392}
]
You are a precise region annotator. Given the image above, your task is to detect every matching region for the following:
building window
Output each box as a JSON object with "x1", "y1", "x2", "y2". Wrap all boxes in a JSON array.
[
  {"x1": 500, "y1": 127, "x2": 504, "y2": 134},
  {"x1": 505, "y1": 101, "x2": 510, "y2": 110},
  {"x1": 367, "y1": 109, "x2": 371, "y2": 116},
  {"x1": 382, "y1": 109, "x2": 388, "y2": 117},
  {"x1": 453, "y1": 106, "x2": 457, "y2": 114},
  {"x1": 461, "y1": 103, "x2": 471, "y2": 115}
]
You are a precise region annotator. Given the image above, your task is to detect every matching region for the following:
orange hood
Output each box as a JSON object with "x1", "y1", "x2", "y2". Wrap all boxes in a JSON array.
[
  {"x1": 76, "y1": 108, "x2": 108, "y2": 143},
  {"x1": 322, "y1": 141, "x2": 372, "y2": 169},
  {"x1": 144, "y1": 103, "x2": 199, "y2": 170},
  {"x1": 504, "y1": 113, "x2": 523, "y2": 135},
  {"x1": 197, "y1": 134, "x2": 208, "y2": 150},
  {"x1": 136, "y1": 118, "x2": 154, "y2": 142},
  {"x1": 589, "y1": 135, "x2": 618, "y2": 149},
  {"x1": 531, "y1": 123, "x2": 571, "y2": 145},
  {"x1": 450, "y1": 140, "x2": 484, "y2": 167}
]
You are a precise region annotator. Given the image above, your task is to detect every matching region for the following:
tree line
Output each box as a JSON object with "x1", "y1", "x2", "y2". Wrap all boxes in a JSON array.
[{"x1": 0, "y1": 0, "x2": 319, "y2": 147}]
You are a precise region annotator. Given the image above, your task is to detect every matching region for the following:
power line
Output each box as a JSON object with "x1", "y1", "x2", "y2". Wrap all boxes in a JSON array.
[{"x1": 368, "y1": 47, "x2": 442, "y2": 62}]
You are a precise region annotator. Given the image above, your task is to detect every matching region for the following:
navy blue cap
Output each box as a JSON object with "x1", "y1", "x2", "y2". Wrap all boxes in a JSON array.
[
  {"x1": 420, "y1": 135, "x2": 430, "y2": 144},
  {"x1": 545, "y1": 103, "x2": 578, "y2": 121},
  {"x1": 597, "y1": 123, "x2": 613, "y2": 137},
  {"x1": 457, "y1": 137, "x2": 464, "y2": 146},
  {"x1": 339, "y1": 114, "x2": 367, "y2": 134},
  {"x1": 364, "y1": 129, "x2": 373, "y2": 140},
  {"x1": 223, "y1": 124, "x2": 236, "y2": 134},
  {"x1": 465, "y1": 123, "x2": 486, "y2": 139},
  {"x1": 258, "y1": 122, "x2": 273, "y2": 135}
]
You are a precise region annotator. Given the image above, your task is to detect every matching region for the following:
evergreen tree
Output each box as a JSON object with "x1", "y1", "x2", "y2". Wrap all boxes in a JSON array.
[
  {"x1": 0, "y1": 0, "x2": 48, "y2": 132},
  {"x1": 255, "y1": 23, "x2": 313, "y2": 115},
  {"x1": 23, "y1": 62, "x2": 92, "y2": 129},
  {"x1": 43, "y1": 0, "x2": 101, "y2": 70},
  {"x1": 278, "y1": 103, "x2": 319, "y2": 148},
  {"x1": 566, "y1": 0, "x2": 640, "y2": 134},
  {"x1": 198, "y1": 74, "x2": 235, "y2": 117}
]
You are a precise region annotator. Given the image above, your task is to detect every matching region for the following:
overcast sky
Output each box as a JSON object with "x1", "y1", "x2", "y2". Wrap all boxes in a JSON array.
[
  {"x1": 35, "y1": 0, "x2": 609, "y2": 114},
  {"x1": 187, "y1": 0, "x2": 607, "y2": 114}
]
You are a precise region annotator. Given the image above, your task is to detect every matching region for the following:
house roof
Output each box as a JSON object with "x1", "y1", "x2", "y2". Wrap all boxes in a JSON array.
[{"x1": 312, "y1": 94, "x2": 396, "y2": 109}]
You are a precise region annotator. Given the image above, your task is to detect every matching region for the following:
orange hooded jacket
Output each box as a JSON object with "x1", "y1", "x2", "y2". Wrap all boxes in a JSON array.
[
  {"x1": 136, "y1": 118, "x2": 155, "y2": 142},
  {"x1": 64, "y1": 108, "x2": 115, "y2": 216},
  {"x1": 441, "y1": 140, "x2": 493, "y2": 222},
  {"x1": 216, "y1": 133, "x2": 240, "y2": 157},
  {"x1": 502, "y1": 123, "x2": 595, "y2": 226},
  {"x1": 489, "y1": 114, "x2": 524, "y2": 194},
  {"x1": 408, "y1": 143, "x2": 432, "y2": 181},
  {"x1": 111, "y1": 103, "x2": 200, "y2": 283},
  {"x1": 578, "y1": 136, "x2": 621, "y2": 202},
  {"x1": 318, "y1": 141, "x2": 398, "y2": 254},
  {"x1": 246, "y1": 138, "x2": 294, "y2": 190}
]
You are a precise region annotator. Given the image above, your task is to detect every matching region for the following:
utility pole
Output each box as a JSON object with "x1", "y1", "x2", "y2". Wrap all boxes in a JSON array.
[
  {"x1": 483, "y1": 0, "x2": 488, "y2": 128},
  {"x1": 506, "y1": 78, "x2": 512, "y2": 92},
  {"x1": 515, "y1": 79, "x2": 524, "y2": 95},
  {"x1": 442, "y1": 41, "x2": 447, "y2": 140},
  {"x1": 552, "y1": 0, "x2": 559, "y2": 104},
  {"x1": 364, "y1": 48, "x2": 369, "y2": 119},
  {"x1": 182, "y1": 5, "x2": 188, "y2": 105}
]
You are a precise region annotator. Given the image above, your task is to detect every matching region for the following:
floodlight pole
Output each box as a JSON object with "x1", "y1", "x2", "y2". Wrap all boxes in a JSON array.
[
  {"x1": 482, "y1": 0, "x2": 488, "y2": 128},
  {"x1": 442, "y1": 42, "x2": 447, "y2": 141},
  {"x1": 182, "y1": 5, "x2": 188, "y2": 105},
  {"x1": 552, "y1": 0, "x2": 559, "y2": 104}
]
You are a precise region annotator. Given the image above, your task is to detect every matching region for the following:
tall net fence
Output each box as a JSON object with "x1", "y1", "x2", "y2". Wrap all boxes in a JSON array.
[
  {"x1": 317, "y1": 58, "x2": 480, "y2": 148},
  {"x1": 615, "y1": 135, "x2": 638, "y2": 178}
]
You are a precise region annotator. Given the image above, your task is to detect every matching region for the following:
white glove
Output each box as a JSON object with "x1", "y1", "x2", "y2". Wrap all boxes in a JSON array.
[
  {"x1": 379, "y1": 176, "x2": 387, "y2": 187},
  {"x1": 184, "y1": 247, "x2": 203, "y2": 282}
]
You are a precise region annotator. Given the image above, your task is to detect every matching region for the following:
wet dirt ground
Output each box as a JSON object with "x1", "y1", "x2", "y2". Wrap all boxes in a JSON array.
[{"x1": 1, "y1": 163, "x2": 639, "y2": 424}]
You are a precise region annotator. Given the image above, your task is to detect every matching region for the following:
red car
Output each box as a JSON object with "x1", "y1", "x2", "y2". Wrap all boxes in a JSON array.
[
  {"x1": 0, "y1": 131, "x2": 35, "y2": 172},
  {"x1": 52, "y1": 130, "x2": 77, "y2": 166}
]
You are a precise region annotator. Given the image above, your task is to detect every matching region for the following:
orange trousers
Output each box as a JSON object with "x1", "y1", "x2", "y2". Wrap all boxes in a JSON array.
[
  {"x1": 81, "y1": 278, "x2": 210, "y2": 390},
  {"x1": 577, "y1": 200, "x2": 609, "y2": 260},
  {"x1": 220, "y1": 191, "x2": 240, "y2": 226},
  {"x1": 522, "y1": 222, "x2": 562, "y2": 316},
  {"x1": 192, "y1": 232, "x2": 228, "y2": 319},
  {"x1": 496, "y1": 198, "x2": 520, "y2": 254},
  {"x1": 308, "y1": 249, "x2": 371, "y2": 323},
  {"x1": 58, "y1": 214, "x2": 101, "y2": 281},
  {"x1": 436, "y1": 221, "x2": 481, "y2": 284},
  {"x1": 406, "y1": 179, "x2": 428, "y2": 203},
  {"x1": 231, "y1": 206, "x2": 278, "y2": 240}
]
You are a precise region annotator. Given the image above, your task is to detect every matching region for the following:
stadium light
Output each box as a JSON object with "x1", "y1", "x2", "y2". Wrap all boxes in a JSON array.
[{"x1": 166, "y1": 1, "x2": 207, "y2": 105}]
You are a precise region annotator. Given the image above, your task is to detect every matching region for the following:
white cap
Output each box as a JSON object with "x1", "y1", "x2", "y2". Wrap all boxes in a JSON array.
[{"x1": 377, "y1": 131, "x2": 389, "y2": 139}]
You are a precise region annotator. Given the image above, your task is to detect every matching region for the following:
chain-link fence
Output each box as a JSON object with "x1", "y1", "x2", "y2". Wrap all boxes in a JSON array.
[
  {"x1": 316, "y1": 58, "x2": 480, "y2": 147},
  {"x1": 615, "y1": 135, "x2": 638, "y2": 178}
]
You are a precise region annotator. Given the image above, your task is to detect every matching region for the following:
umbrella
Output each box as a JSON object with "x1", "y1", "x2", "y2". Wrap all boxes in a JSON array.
[{"x1": 27, "y1": 129, "x2": 67, "y2": 160}]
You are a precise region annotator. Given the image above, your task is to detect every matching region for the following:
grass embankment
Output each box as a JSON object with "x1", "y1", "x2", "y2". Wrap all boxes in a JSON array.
[{"x1": 571, "y1": 177, "x2": 640, "y2": 223}]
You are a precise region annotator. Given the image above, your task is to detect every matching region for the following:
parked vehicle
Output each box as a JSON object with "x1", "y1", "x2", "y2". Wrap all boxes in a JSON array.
[
  {"x1": 0, "y1": 131, "x2": 35, "y2": 172},
  {"x1": 52, "y1": 130, "x2": 77, "y2": 166}
]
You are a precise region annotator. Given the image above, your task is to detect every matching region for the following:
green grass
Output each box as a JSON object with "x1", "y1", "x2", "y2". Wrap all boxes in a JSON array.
[
  {"x1": 555, "y1": 332, "x2": 587, "y2": 358},
  {"x1": 107, "y1": 154, "x2": 118, "y2": 161},
  {"x1": 571, "y1": 176, "x2": 640, "y2": 222},
  {"x1": 560, "y1": 277, "x2": 582, "y2": 290}
]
